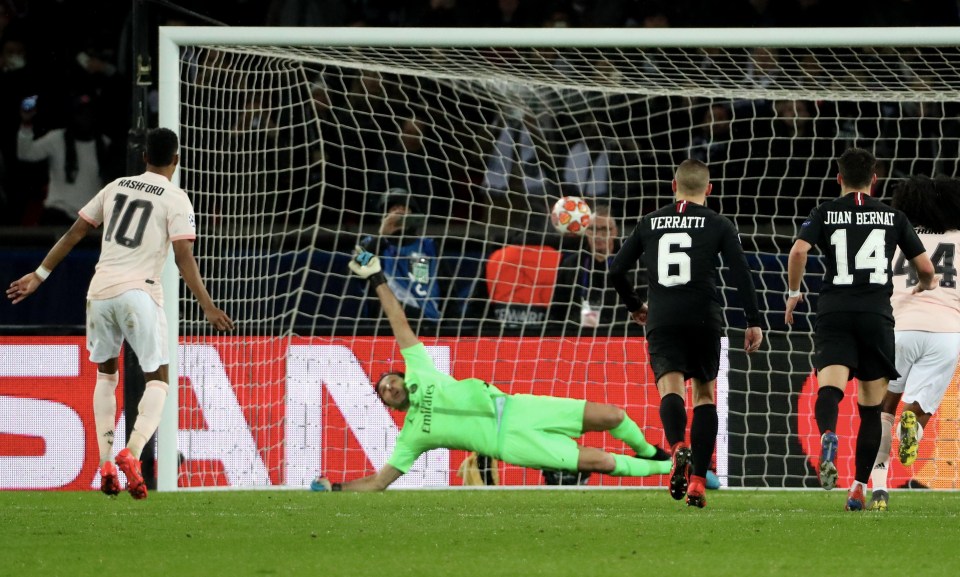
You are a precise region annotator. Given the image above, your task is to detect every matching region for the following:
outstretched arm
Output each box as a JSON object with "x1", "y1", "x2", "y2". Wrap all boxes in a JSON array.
[
  {"x1": 350, "y1": 247, "x2": 419, "y2": 350},
  {"x1": 313, "y1": 465, "x2": 403, "y2": 493},
  {"x1": 7, "y1": 217, "x2": 92, "y2": 304}
]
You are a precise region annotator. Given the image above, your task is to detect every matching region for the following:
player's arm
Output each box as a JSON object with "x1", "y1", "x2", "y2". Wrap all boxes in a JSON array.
[
  {"x1": 349, "y1": 247, "x2": 420, "y2": 349},
  {"x1": 172, "y1": 239, "x2": 234, "y2": 331},
  {"x1": 784, "y1": 239, "x2": 812, "y2": 325},
  {"x1": 609, "y1": 225, "x2": 647, "y2": 324},
  {"x1": 898, "y1": 220, "x2": 938, "y2": 293},
  {"x1": 313, "y1": 465, "x2": 403, "y2": 493},
  {"x1": 720, "y1": 222, "x2": 763, "y2": 352},
  {"x1": 909, "y1": 252, "x2": 937, "y2": 293},
  {"x1": 6, "y1": 217, "x2": 92, "y2": 304}
]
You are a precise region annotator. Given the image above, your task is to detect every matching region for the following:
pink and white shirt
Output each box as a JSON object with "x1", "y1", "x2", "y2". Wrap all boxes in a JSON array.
[
  {"x1": 892, "y1": 229, "x2": 960, "y2": 333},
  {"x1": 80, "y1": 171, "x2": 196, "y2": 306}
]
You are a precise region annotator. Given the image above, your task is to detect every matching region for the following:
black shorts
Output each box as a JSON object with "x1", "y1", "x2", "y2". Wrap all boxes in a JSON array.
[
  {"x1": 646, "y1": 325, "x2": 721, "y2": 383},
  {"x1": 814, "y1": 312, "x2": 898, "y2": 381}
]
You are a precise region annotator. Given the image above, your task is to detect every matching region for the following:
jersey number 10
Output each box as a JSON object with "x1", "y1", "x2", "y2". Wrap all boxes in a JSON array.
[{"x1": 104, "y1": 193, "x2": 154, "y2": 249}]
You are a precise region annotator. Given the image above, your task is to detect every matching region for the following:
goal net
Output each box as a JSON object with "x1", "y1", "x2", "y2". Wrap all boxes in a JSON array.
[{"x1": 158, "y1": 27, "x2": 960, "y2": 490}]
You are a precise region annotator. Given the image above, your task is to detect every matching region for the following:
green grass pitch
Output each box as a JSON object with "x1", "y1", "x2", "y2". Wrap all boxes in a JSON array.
[{"x1": 2, "y1": 489, "x2": 958, "y2": 577}]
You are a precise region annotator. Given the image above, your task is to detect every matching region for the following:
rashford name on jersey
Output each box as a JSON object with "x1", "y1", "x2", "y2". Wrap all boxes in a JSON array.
[
  {"x1": 824, "y1": 211, "x2": 895, "y2": 226},
  {"x1": 116, "y1": 178, "x2": 165, "y2": 196},
  {"x1": 649, "y1": 216, "x2": 707, "y2": 230}
]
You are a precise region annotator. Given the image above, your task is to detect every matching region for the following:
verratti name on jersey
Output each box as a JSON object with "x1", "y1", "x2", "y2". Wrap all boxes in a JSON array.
[
  {"x1": 650, "y1": 215, "x2": 707, "y2": 230},
  {"x1": 824, "y1": 211, "x2": 895, "y2": 226}
]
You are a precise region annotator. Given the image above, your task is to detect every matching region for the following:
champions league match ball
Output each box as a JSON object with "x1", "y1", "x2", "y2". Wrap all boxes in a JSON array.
[{"x1": 550, "y1": 196, "x2": 592, "y2": 235}]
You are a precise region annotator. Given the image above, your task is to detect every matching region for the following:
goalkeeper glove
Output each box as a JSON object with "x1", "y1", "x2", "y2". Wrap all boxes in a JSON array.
[
  {"x1": 349, "y1": 246, "x2": 387, "y2": 287},
  {"x1": 310, "y1": 476, "x2": 342, "y2": 492}
]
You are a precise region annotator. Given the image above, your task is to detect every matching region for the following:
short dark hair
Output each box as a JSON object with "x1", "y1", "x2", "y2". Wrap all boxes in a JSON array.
[
  {"x1": 675, "y1": 158, "x2": 710, "y2": 194},
  {"x1": 892, "y1": 176, "x2": 960, "y2": 233},
  {"x1": 838, "y1": 147, "x2": 876, "y2": 190},
  {"x1": 145, "y1": 127, "x2": 179, "y2": 167},
  {"x1": 374, "y1": 371, "x2": 404, "y2": 403}
]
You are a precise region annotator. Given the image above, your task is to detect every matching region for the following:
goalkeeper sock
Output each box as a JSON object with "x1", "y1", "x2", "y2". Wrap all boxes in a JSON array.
[
  {"x1": 611, "y1": 453, "x2": 672, "y2": 477},
  {"x1": 610, "y1": 413, "x2": 656, "y2": 457},
  {"x1": 870, "y1": 412, "x2": 895, "y2": 491},
  {"x1": 815, "y1": 386, "x2": 844, "y2": 435},
  {"x1": 659, "y1": 393, "x2": 687, "y2": 447},
  {"x1": 690, "y1": 404, "x2": 718, "y2": 478},
  {"x1": 93, "y1": 371, "x2": 119, "y2": 465},
  {"x1": 127, "y1": 380, "x2": 169, "y2": 459},
  {"x1": 854, "y1": 403, "x2": 882, "y2": 484}
]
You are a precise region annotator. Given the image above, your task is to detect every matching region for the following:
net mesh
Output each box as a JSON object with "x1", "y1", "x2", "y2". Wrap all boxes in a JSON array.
[{"x1": 170, "y1": 38, "x2": 960, "y2": 489}]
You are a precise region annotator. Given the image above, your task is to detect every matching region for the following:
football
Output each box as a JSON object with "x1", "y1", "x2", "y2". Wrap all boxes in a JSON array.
[{"x1": 550, "y1": 196, "x2": 592, "y2": 235}]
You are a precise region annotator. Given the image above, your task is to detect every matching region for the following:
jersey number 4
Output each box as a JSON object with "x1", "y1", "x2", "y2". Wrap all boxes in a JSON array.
[
  {"x1": 830, "y1": 229, "x2": 887, "y2": 285},
  {"x1": 893, "y1": 242, "x2": 957, "y2": 288},
  {"x1": 104, "y1": 193, "x2": 154, "y2": 249}
]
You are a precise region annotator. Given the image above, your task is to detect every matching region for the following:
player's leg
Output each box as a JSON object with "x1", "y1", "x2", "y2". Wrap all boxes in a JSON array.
[
  {"x1": 812, "y1": 313, "x2": 858, "y2": 490},
  {"x1": 114, "y1": 290, "x2": 171, "y2": 500},
  {"x1": 847, "y1": 314, "x2": 898, "y2": 511},
  {"x1": 868, "y1": 390, "x2": 900, "y2": 511},
  {"x1": 686, "y1": 377, "x2": 717, "y2": 508},
  {"x1": 896, "y1": 332, "x2": 960, "y2": 466},
  {"x1": 576, "y1": 446, "x2": 671, "y2": 477},
  {"x1": 86, "y1": 299, "x2": 124, "y2": 496},
  {"x1": 582, "y1": 402, "x2": 663, "y2": 459}
]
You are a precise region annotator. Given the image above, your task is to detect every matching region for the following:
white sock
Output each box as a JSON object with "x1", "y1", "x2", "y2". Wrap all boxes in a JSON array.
[
  {"x1": 870, "y1": 412, "x2": 895, "y2": 491},
  {"x1": 93, "y1": 372, "x2": 119, "y2": 466},
  {"x1": 851, "y1": 480, "x2": 866, "y2": 493},
  {"x1": 127, "y1": 380, "x2": 169, "y2": 459}
]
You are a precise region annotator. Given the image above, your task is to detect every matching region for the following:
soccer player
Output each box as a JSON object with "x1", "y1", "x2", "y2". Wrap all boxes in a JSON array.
[
  {"x1": 6, "y1": 128, "x2": 233, "y2": 499},
  {"x1": 784, "y1": 147, "x2": 936, "y2": 511},
  {"x1": 310, "y1": 247, "x2": 671, "y2": 492},
  {"x1": 867, "y1": 175, "x2": 960, "y2": 511},
  {"x1": 608, "y1": 158, "x2": 764, "y2": 508}
]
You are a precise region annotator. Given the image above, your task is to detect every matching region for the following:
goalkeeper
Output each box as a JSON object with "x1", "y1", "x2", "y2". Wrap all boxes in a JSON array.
[{"x1": 312, "y1": 248, "x2": 671, "y2": 492}]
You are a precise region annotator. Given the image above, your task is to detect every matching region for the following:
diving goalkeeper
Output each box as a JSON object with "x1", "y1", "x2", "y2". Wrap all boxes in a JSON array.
[{"x1": 312, "y1": 248, "x2": 671, "y2": 492}]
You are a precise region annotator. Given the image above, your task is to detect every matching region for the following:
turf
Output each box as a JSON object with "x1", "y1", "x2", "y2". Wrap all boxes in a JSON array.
[{"x1": 2, "y1": 489, "x2": 958, "y2": 577}]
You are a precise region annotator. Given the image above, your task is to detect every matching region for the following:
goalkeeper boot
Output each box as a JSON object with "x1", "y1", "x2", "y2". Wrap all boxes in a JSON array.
[
  {"x1": 116, "y1": 448, "x2": 148, "y2": 500},
  {"x1": 845, "y1": 484, "x2": 866, "y2": 511},
  {"x1": 868, "y1": 489, "x2": 889, "y2": 512},
  {"x1": 99, "y1": 461, "x2": 121, "y2": 497},
  {"x1": 898, "y1": 410, "x2": 919, "y2": 466},
  {"x1": 686, "y1": 475, "x2": 707, "y2": 508},
  {"x1": 668, "y1": 443, "x2": 692, "y2": 500},
  {"x1": 818, "y1": 431, "x2": 839, "y2": 490}
]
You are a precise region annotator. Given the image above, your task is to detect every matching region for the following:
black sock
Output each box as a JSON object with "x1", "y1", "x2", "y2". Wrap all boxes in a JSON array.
[
  {"x1": 814, "y1": 386, "x2": 844, "y2": 435},
  {"x1": 659, "y1": 393, "x2": 687, "y2": 447},
  {"x1": 855, "y1": 403, "x2": 883, "y2": 484},
  {"x1": 690, "y1": 404, "x2": 718, "y2": 478}
]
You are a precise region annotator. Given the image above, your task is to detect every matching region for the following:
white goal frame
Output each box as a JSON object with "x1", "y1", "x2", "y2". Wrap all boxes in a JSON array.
[{"x1": 156, "y1": 25, "x2": 960, "y2": 491}]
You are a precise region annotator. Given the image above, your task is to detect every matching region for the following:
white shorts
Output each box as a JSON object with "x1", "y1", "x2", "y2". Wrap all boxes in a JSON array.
[
  {"x1": 86, "y1": 290, "x2": 169, "y2": 373},
  {"x1": 888, "y1": 330, "x2": 960, "y2": 414}
]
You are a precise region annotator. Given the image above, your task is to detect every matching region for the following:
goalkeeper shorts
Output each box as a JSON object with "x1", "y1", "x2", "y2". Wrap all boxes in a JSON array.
[{"x1": 498, "y1": 394, "x2": 585, "y2": 472}]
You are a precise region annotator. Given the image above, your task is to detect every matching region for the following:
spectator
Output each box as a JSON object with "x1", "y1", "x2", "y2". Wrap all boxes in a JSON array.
[
  {"x1": 551, "y1": 203, "x2": 643, "y2": 335},
  {"x1": 483, "y1": 106, "x2": 557, "y2": 230},
  {"x1": 359, "y1": 191, "x2": 444, "y2": 324},
  {"x1": 17, "y1": 94, "x2": 118, "y2": 226},
  {"x1": 688, "y1": 101, "x2": 733, "y2": 165}
]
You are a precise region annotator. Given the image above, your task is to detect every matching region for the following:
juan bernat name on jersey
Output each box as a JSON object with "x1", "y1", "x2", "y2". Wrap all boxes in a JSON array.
[
  {"x1": 824, "y1": 211, "x2": 895, "y2": 226},
  {"x1": 650, "y1": 216, "x2": 707, "y2": 230},
  {"x1": 118, "y1": 178, "x2": 165, "y2": 196}
]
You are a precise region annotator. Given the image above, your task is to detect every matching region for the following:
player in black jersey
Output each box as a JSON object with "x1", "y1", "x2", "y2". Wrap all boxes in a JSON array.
[
  {"x1": 610, "y1": 158, "x2": 763, "y2": 508},
  {"x1": 784, "y1": 147, "x2": 936, "y2": 511}
]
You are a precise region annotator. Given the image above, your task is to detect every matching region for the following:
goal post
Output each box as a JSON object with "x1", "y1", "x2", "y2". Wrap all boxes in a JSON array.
[{"x1": 157, "y1": 26, "x2": 960, "y2": 491}]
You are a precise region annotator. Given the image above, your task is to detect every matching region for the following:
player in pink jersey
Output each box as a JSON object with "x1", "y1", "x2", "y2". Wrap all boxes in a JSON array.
[
  {"x1": 7, "y1": 128, "x2": 233, "y2": 499},
  {"x1": 869, "y1": 175, "x2": 960, "y2": 511}
]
